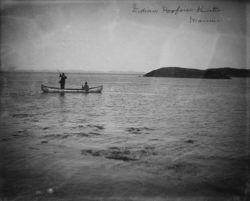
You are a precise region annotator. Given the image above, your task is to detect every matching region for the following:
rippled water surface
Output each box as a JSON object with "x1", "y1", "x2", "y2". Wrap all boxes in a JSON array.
[
  {"x1": 1, "y1": 72, "x2": 249, "y2": 146},
  {"x1": 0, "y1": 72, "x2": 249, "y2": 199}
]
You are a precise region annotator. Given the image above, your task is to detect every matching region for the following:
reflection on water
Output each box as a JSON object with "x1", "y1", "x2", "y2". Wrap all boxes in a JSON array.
[{"x1": 59, "y1": 93, "x2": 65, "y2": 97}]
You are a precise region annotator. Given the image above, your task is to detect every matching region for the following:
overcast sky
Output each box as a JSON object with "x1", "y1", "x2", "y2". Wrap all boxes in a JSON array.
[{"x1": 1, "y1": 0, "x2": 249, "y2": 72}]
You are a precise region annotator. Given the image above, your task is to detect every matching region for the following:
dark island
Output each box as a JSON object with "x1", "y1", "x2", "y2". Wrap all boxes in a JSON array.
[{"x1": 144, "y1": 67, "x2": 250, "y2": 79}]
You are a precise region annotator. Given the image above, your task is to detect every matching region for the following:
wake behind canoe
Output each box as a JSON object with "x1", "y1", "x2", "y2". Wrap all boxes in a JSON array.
[{"x1": 41, "y1": 84, "x2": 103, "y2": 93}]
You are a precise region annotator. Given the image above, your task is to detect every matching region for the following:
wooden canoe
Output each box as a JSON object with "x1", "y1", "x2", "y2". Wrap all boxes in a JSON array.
[{"x1": 41, "y1": 84, "x2": 103, "y2": 93}]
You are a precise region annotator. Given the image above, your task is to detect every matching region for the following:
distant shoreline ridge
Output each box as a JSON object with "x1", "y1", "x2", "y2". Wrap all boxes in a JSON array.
[
  {"x1": 0, "y1": 69, "x2": 143, "y2": 75},
  {"x1": 144, "y1": 67, "x2": 250, "y2": 79}
]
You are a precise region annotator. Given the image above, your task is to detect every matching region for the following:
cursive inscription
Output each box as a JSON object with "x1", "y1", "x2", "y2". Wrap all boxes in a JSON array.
[
  {"x1": 190, "y1": 16, "x2": 219, "y2": 24},
  {"x1": 197, "y1": 6, "x2": 221, "y2": 13},
  {"x1": 132, "y1": 4, "x2": 221, "y2": 24},
  {"x1": 132, "y1": 3, "x2": 158, "y2": 13},
  {"x1": 162, "y1": 6, "x2": 194, "y2": 15}
]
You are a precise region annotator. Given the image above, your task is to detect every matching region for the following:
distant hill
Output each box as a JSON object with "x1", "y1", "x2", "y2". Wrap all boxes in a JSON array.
[{"x1": 144, "y1": 67, "x2": 250, "y2": 79}]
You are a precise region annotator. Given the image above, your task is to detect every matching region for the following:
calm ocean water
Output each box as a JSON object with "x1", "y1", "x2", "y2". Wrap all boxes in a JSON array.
[
  {"x1": 1, "y1": 71, "x2": 249, "y2": 141},
  {"x1": 1, "y1": 72, "x2": 249, "y2": 152},
  {"x1": 0, "y1": 72, "x2": 249, "y2": 197}
]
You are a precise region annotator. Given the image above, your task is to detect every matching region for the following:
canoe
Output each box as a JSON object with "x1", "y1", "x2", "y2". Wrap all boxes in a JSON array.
[{"x1": 41, "y1": 84, "x2": 103, "y2": 93}]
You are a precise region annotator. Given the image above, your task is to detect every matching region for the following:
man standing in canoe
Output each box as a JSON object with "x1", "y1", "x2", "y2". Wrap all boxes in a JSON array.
[{"x1": 59, "y1": 73, "x2": 67, "y2": 89}]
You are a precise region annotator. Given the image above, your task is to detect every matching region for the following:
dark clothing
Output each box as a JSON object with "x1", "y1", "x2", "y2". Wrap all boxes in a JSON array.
[
  {"x1": 82, "y1": 83, "x2": 89, "y2": 92},
  {"x1": 59, "y1": 74, "x2": 67, "y2": 89}
]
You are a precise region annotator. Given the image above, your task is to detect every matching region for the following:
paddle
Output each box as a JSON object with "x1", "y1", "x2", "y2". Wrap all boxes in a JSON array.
[{"x1": 57, "y1": 70, "x2": 61, "y2": 76}]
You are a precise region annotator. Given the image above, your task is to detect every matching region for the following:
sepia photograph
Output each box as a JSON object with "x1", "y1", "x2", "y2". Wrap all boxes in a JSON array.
[{"x1": 0, "y1": 0, "x2": 250, "y2": 200}]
